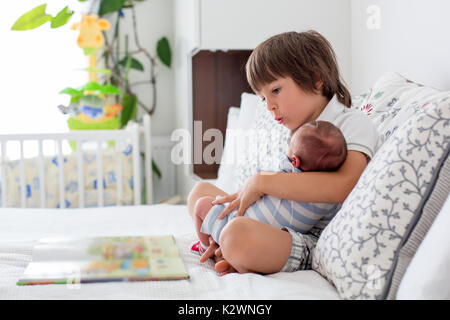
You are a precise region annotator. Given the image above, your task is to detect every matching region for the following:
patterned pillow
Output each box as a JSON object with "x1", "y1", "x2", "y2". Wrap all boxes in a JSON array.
[
  {"x1": 351, "y1": 93, "x2": 369, "y2": 111},
  {"x1": 357, "y1": 72, "x2": 450, "y2": 143},
  {"x1": 235, "y1": 99, "x2": 290, "y2": 189},
  {"x1": 312, "y1": 96, "x2": 450, "y2": 299}
]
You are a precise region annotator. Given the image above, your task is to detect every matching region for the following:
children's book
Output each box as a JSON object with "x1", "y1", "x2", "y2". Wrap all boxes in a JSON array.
[{"x1": 17, "y1": 235, "x2": 189, "y2": 285}]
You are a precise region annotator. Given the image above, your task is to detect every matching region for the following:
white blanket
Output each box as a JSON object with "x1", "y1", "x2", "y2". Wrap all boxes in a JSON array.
[{"x1": 0, "y1": 204, "x2": 339, "y2": 299}]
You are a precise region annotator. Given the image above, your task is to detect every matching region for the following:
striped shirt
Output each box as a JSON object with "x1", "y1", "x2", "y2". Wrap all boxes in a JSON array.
[{"x1": 201, "y1": 155, "x2": 342, "y2": 244}]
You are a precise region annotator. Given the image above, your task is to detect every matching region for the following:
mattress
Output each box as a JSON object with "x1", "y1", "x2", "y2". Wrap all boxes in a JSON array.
[{"x1": 0, "y1": 204, "x2": 339, "y2": 299}]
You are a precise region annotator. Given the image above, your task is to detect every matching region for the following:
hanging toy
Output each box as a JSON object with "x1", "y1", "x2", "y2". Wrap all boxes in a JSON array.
[
  {"x1": 71, "y1": 13, "x2": 110, "y2": 83},
  {"x1": 64, "y1": 13, "x2": 123, "y2": 129}
]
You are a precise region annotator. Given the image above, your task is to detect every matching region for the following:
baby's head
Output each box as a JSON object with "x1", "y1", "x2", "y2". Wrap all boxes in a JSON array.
[{"x1": 288, "y1": 121, "x2": 347, "y2": 172}]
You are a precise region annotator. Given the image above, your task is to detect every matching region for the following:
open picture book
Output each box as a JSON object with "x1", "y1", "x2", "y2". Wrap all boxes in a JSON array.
[{"x1": 17, "y1": 235, "x2": 189, "y2": 285}]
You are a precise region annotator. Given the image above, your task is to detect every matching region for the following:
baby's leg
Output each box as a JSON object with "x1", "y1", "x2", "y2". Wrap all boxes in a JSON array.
[{"x1": 193, "y1": 196, "x2": 215, "y2": 247}]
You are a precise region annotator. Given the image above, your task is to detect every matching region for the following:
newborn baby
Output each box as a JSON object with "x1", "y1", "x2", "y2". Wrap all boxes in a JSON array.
[{"x1": 191, "y1": 120, "x2": 347, "y2": 254}]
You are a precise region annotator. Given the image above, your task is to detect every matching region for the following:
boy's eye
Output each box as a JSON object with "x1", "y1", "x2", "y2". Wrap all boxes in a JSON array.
[{"x1": 272, "y1": 87, "x2": 280, "y2": 94}]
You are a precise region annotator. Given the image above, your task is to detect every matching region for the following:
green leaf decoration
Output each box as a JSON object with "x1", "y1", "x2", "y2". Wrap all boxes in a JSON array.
[
  {"x1": 119, "y1": 56, "x2": 144, "y2": 71},
  {"x1": 59, "y1": 87, "x2": 82, "y2": 96},
  {"x1": 83, "y1": 48, "x2": 97, "y2": 56},
  {"x1": 82, "y1": 67, "x2": 112, "y2": 75},
  {"x1": 51, "y1": 6, "x2": 74, "y2": 28},
  {"x1": 120, "y1": 93, "x2": 137, "y2": 127},
  {"x1": 70, "y1": 95, "x2": 83, "y2": 104},
  {"x1": 81, "y1": 81, "x2": 103, "y2": 92},
  {"x1": 98, "y1": 0, "x2": 126, "y2": 16},
  {"x1": 99, "y1": 85, "x2": 122, "y2": 95},
  {"x1": 11, "y1": 4, "x2": 53, "y2": 31},
  {"x1": 156, "y1": 37, "x2": 171, "y2": 68}
]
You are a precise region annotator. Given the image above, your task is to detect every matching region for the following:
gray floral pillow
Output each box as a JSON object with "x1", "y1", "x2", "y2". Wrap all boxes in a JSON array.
[
  {"x1": 312, "y1": 96, "x2": 450, "y2": 299},
  {"x1": 235, "y1": 100, "x2": 290, "y2": 189}
]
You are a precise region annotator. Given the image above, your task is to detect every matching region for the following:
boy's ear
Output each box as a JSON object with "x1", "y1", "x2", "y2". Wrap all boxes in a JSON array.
[
  {"x1": 315, "y1": 79, "x2": 323, "y2": 90},
  {"x1": 313, "y1": 72, "x2": 323, "y2": 90},
  {"x1": 291, "y1": 155, "x2": 301, "y2": 169}
]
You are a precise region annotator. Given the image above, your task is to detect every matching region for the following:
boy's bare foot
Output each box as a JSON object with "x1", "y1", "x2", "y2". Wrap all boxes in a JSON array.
[{"x1": 215, "y1": 259, "x2": 237, "y2": 276}]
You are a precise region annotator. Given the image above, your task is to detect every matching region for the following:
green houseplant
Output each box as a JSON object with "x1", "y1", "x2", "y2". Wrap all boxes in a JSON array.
[{"x1": 12, "y1": 0, "x2": 169, "y2": 180}]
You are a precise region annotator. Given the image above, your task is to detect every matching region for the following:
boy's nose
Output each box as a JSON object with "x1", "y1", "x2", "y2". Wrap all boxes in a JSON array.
[{"x1": 266, "y1": 100, "x2": 276, "y2": 111}]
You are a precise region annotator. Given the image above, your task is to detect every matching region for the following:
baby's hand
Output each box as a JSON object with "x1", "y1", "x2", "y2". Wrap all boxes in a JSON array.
[
  {"x1": 213, "y1": 174, "x2": 264, "y2": 219},
  {"x1": 199, "y1": 237, "x2": 219, "y2": 263},
  {"x1": 212, "y1": 193, "x2": 240, "y2": 219}
]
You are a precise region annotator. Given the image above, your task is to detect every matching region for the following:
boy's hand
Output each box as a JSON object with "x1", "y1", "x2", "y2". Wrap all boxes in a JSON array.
[{"x1": 212, "y1": 173, "x2": 265, "y2": 219}]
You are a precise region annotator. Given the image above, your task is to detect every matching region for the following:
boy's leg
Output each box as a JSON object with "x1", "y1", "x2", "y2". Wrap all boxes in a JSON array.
[{"x1": 218, "y1": 217, "x2": 293, "y2": 274}]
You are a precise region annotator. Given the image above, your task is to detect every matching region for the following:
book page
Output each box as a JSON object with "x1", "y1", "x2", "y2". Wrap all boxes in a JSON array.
[{"x1": 19, "y1": 235, "x2": 189, "y2": 284}]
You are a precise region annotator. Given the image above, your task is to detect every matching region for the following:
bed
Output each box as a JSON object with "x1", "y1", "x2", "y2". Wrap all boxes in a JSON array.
[
  {"x1": 0, "y1": 205, "x2": 339, "y2": 299},
  {"x1": 2, "y1": 69, "x2": 448, "y2": 300}
]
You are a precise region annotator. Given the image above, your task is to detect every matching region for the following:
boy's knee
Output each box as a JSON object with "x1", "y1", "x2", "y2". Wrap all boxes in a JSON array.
[{"x1": 219, "y1": 217, "x2": 254, "y2": 260}]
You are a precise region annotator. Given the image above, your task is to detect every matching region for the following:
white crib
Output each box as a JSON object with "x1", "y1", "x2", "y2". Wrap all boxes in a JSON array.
[{"x1": 0, "y1": 114, "x2": 153, "y2": 208}]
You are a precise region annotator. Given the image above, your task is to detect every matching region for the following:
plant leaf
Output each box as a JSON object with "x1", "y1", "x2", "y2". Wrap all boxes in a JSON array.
[
  {"x1": 11, "y1": 4, "x2": 53, "y2": 31},
  {"x1": 156, "y1": 37, "x2": 171, "y2": 68},
  {"x1": 98, "y1": 0, "x2": 127, "y2": 16},
  {"x1": 120, "y1": 93, "x2": 137, "y2": 127},
  {"x1": 98, "y1": 85, "x2": 122, "y2": 95},
  {"x1": 51, "y1": 6, "x2": 74, "y2": 28},
  {"x1": 119, "y1": 56, "x2": 144, "y2": 71},
  {"x1": 152, "y1": 159, "x2": 162, "y2": 179}
]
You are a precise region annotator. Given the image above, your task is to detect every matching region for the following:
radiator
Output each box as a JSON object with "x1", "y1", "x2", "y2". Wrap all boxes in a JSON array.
[{"x1": 150, "y1": 135, "x2": 176, "y2": 204}]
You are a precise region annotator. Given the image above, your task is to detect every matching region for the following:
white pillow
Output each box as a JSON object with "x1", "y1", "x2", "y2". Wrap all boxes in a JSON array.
[
  {"x1": 397, "y1": 195, "x2": 450, "y2": 300},
  {"x1": 215, "y1": 106, "x2": 240, "y2": 194},
  {"x1": 312, "y1": 96, "x2": 450, "y2": 299},
  {"x1": 238, "y1": 92, "x2": 260, "y2": 130},
  {"x1": 234, "y1": 94, "x2": 290, "y2": 189},
  {"x1": 357, "y1": 72, "x2": 449, "y2": 143}
]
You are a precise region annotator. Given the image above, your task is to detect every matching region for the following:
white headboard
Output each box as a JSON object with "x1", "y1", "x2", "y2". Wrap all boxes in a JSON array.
[{"x1": 350, "y1": 0, "x2": 450, "y2": 94}]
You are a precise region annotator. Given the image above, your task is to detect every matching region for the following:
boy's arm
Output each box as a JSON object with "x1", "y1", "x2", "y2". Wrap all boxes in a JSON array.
[
  {"x1": 214, "y1": 151, "x2": 368, "y2": 218},
  {"x1": 258, "y1": 151, "x2": 368, "y2": 203}
]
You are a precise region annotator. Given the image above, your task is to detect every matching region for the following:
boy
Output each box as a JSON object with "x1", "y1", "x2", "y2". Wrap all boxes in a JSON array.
[{"x1": 191, "y1": 120, "x2": 347, "y2": 254}]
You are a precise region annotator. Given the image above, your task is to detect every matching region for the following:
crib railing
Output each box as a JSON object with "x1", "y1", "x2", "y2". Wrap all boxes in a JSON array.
[{"x1": 0, "y1": 114, "x2": 153, "y2": 208}]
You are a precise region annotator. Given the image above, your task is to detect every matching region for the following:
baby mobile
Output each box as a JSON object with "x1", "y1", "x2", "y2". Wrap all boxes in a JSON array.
[{"x1": 58, "y1": 13, "x2": 124, "y2": 130}]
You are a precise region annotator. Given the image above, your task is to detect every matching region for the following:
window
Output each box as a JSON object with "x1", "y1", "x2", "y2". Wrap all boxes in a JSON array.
[{"x1": 0, "y1": 1, "x2": 90, "y2": 158}]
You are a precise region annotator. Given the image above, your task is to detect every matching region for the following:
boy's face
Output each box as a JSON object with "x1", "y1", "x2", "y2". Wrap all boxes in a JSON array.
[{"x1": 257, "y1": 76, "x2": 327, "y2": 131}]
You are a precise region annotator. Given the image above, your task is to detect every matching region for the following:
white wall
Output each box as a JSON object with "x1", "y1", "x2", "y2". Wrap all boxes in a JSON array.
[
  {"x1": 173, "y1": 0, "x2": 352, "y2": 198},
  {"x1": 350, "y1": 0, "x2": 450, "y2": 94},
  {"x1": 199, "y1": 0, "x2": 352, "y2": 86}
]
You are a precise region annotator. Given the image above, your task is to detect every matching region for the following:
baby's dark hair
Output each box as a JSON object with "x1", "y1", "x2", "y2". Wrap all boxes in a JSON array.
[
  {"x1": 290, "y1": 121, "x2": 347, "y2": 171},
  {"x1": 246, "y1": 30, "x2": 351, "y2": 107}
]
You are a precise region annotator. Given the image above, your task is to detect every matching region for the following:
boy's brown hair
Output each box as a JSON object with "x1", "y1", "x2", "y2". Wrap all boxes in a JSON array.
[{"x1": 246, "y1": 30, "x2": 351, "y2": 108}]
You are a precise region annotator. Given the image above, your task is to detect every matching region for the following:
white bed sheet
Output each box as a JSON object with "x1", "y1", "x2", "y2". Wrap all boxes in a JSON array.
[{"x1": 0, "y1": 204, "x2": 339, "y2": 300}]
